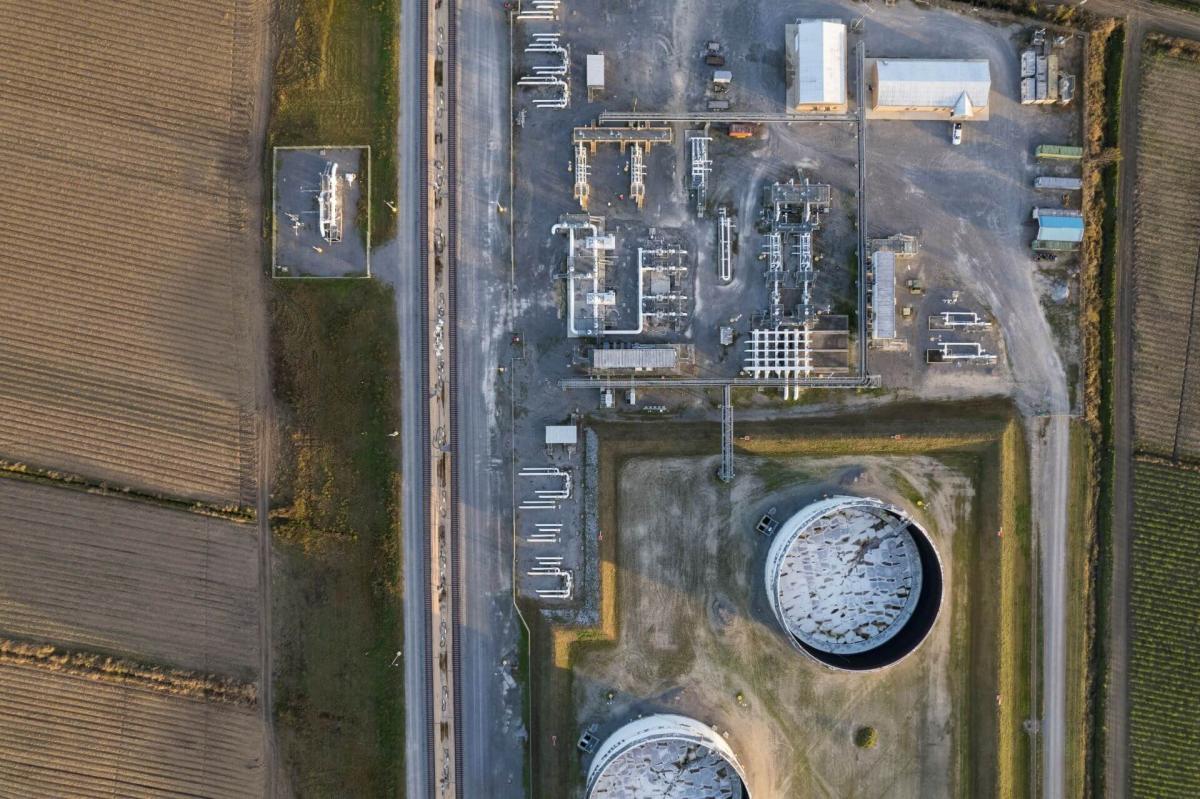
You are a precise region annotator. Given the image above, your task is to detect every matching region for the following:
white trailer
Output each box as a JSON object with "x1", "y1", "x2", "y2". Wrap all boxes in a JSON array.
[{"x1": 1034, "y1": 176, "x2": 1083, "y2": 190}]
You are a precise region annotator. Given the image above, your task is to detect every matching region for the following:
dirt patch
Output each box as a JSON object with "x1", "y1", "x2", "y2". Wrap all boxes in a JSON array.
[{"x1": 571, "y1": 453, "x2": 973, "y2": 798}]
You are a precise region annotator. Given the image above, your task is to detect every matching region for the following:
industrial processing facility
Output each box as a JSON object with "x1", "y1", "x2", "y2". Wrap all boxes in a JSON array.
[
  {"x1": 764, "y1": 496, "x2": 943, "y2": 670},
  {"x1": 586, "y1": 714, "x2": 749, "y2": 798},
  {"x1": 491, "y1": 1, "x2": 1088, "y2": 794}
]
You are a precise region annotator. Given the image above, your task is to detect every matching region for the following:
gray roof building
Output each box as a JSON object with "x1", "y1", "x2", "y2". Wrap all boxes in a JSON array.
[
  {"x1": 868, "y1": 59, "x2": 992, "y2": 120},
  {"x1": 591, "y1": 347, "x2": 677, "y2": 371},
  {"x1": 871, "y1": 250, "x2": 897, "y2": 340}
]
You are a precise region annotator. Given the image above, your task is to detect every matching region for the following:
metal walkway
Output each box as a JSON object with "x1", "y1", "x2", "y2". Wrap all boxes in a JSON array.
[
  {"x1": 719, "y1": 385, "x2": 734, "y2": 483},
  {"x1": 559, "y1": 375, "x2": 880, "y2": 390},
  {"x1": 598, "y1": 110, "x2": 857, "y2": 124}
]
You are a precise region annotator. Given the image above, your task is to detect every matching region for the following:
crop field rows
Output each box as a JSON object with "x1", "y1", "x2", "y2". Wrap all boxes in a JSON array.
[
  {"x1": 1130, "y1": 53, "x2": 1200, "y2": 462},
  {"x1": 0, "y1": 0, "x2": 266, "y2": 506},
  {"x1": 1129, "y1": 460, "x2": 1200, "y2": 797},
  {"x1": 0, "y1": 479, "x2": 260, "y2": 678},
  {"x1": 0, "y1": 658, "x2": 263, "y2": 798}
]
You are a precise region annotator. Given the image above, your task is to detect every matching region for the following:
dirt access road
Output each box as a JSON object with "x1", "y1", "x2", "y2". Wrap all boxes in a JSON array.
[
  {"x1": 1047, "y1": 3, "x2": 1200, "y2": 797},
  {"x1": 455, "y1": 2, "x2": 526, "y2": 796}
]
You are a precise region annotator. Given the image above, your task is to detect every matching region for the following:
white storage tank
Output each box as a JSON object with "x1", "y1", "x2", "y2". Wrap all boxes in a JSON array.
[
  {"x1": 586, "y1": 714, "x2": 749, "y2": 798},
  {"x1": 764, "y1": 495, "x2": 943, "y2": 670}
]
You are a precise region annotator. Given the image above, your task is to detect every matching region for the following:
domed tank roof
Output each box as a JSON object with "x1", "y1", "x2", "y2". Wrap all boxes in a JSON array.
[
  {"x1": 586, "y1": 714, "x2": 749, "y2": 798},
  {"x1": 765, "y1": 496, "x2": 943, "y2": 670}
]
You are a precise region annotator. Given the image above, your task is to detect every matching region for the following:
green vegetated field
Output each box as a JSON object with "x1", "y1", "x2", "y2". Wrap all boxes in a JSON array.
[
  {"x1": 1129, "y1": 460, "x2": 1200, "y2": 797},
  {"x1": 526, "y1": 402, "x2": 1035, "y2": 798},
  {"x1": 1125, "y1": 38, "x2": 1200, "y2": 799},
  {"x1": 269, "y1": 281, "x2": 403, "y2": 795},
  {"x1": 271, "y1": 0, "x2": 398, "y2": 245},
  {"x1": 1130, "y1": 47, "x2": 1200, "y2": 460}
]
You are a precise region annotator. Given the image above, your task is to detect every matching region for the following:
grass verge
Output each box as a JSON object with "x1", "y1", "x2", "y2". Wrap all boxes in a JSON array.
[
  {"x1": 1078, "y1": 15, "x2": 1124, "y2": 792},
  {"x1": 269, "y1": 281, "x2": 404, "y2": 796},
  {"x1": 1065, "y1": 422, "x2": 1095, "y2": 799},
  {"x1": 269, "y1": 0, "x2": 398, "y2": 246},
  {"x1": 1102, "y1": 27, "x2": 1126, "y2": 149}
]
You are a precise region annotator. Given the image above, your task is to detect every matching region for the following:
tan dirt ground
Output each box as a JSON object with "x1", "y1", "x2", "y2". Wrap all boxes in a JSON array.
[
  {"x1": 0, "y1": 0, "x2": 269, "y2": 507},
  {"x1": 0, "y1": 478, "x2": 260, "y2": 679},
  {"x1": 572, "y1": 453, "x2": 975, "y2": 799},
  {"x1": 0, "y1": 658, "x2": 263, "y2": 798}
]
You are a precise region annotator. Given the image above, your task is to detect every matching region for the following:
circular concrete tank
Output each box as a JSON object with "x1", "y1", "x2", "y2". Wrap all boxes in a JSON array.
[
  {"x1": 765, "y1": 495, "x2": 942, "y2": 671},
  {"x1": 586, "y1": 714, "x2": 749, "y2": 798}
]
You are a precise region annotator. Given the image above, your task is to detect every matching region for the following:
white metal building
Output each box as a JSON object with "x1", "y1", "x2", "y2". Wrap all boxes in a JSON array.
[
  {"x1": 586, "y1": 53, "x2": 605, "y2": 99},
  {"x1": 591, "y1": 347, "x2": 677, "y2": 371},
  {"x1": 587, "y1": 714, "x2": 749, "y2": 798},
  {"x1": 544, "y1": 425, "x2": 577, "y2": 446},
  {"x1": 868, "y1": 58, "x2": 992, "y2": 120},
  {"x1": 786, "y1": 20, "x2": 847, "y2": 112}
]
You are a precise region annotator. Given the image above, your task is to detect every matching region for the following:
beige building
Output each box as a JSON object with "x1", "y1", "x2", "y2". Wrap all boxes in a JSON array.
[
  {"x1": 785, "y1": 20, "x2": 848, "y2": 113},
  {"x1": 866, "y1": 58, "x2": 992, "y2": 120}
]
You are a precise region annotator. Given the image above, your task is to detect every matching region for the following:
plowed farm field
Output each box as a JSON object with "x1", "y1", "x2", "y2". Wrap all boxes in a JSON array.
[
  {"x1": 1130, "y1": 52, "x2": 1200, "y2": 461},
  {"x1": 0, "y1": 479, "x2": 259, "y2": 678},
  {"x1": 0, "y1": 659, "x2": 263, "y2": 798},
  {"x1": 0, "y1": 0, "x2": 268, "y2": 505}
]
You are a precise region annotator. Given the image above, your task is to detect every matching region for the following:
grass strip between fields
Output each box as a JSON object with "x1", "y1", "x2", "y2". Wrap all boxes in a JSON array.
[
  {"x1": 1079, "y1": 17, "x2": 1124, "y2": 796},
  {"x1": 268, "y1": 281, "x2": 404, "y2": 796},
  {"x1": 525, "y1": 401, "x2": 1035, "y2": 798},
  {"x1": 269, "y1": 0, "x2": 398, "y2": 246},
  {"x1": 1064, "y1": 422, "x2": 1095, "y2": 799},
  {"x1": 0, "y1": 639, "x2": 257, "y2": 707}
]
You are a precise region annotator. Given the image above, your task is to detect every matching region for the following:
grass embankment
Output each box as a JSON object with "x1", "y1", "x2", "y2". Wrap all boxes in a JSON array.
[
  {"x1": 1064, "y1": 422, "x2": 1094, "y2": 799},
  {"x1": 1077, "y1": 17, "x2": 1124, "y2": 797},
  {"x1": 270, "y1": 0, "x2": 398, "y2": 245},
  {"x1": 526, "y1": 401, "x2": 1034, "y2": 798},
  {"x1": 1146, "y1": 0, "x2": 1200, "y2": 11},
  {"x1": 1101, "y1": 27, "x2": 1125, "y2": 149},
  {"x1": 942, "y1": 0, "x2": 1084, "y2": 26},
  {"x1": 269, "y1": 282, "x2": 403, "y2": 796},
  {"x1": 995, "y1": 421, "x2": 1035, "y2": 799}
]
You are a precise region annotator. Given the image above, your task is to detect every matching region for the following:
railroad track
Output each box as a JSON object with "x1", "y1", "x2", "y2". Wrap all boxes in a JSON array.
[
  {"x1": 444, "y1": 0, "x2": 464, "y2": 794},
  {"x1": 416, "y1": 0, "x2": 462, "y2": 791}
]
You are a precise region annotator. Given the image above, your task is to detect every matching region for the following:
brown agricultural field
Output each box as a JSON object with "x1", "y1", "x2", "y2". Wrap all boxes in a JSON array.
[
  {"x1": 1130, "y1": 49, "x2": 1200, "y2": 461},
  {"x1": 0, "y1": 478, "x2": 259, "y2": 679},
  {"x1": 0, "y1": 0, "x2": 269, "y2": 506},
  {"x1": 0, "y1": 657, "x2": 263, "y2": 797}
]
